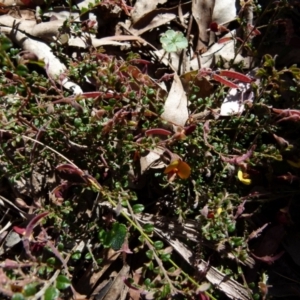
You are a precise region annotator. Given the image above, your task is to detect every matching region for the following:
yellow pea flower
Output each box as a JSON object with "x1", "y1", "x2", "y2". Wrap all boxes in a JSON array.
[
  {"x1": 237, "y1": 170, "x2": 251, "y2": 185},
  {"x1": 164, "y1": 159, "x2": 191, "y2": 179}
]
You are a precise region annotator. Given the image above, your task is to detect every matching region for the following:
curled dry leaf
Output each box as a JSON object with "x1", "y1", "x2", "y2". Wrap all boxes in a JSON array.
[
  {"x1": 22, "y1": 212, "x2": 49, "y2": 260},
  {"x1": 131, "y1": 0, "x2": 168, "y2": 24},
  {"x1": 140, "y1": 147, "x2": 166, "y2": 175},
  {"x1": 192, "y1": 0, "x2": 215, "y2": 48},
  {"x1": 145, "y1": 128, "x2": 172, "y2": 136},
  {"x1": 1, "y1": 27, "x2": 82, "y2": 94},
  {"x1": 56, "y1": 164, "x2": 85, "y2": 177},
  {"x1": 218, "y1": 70, "x2": 254, "y2": 83},
  {"x1": 24, "y1": 212, "x2": 49, "y2": 239},
  {"x1": 191, "y1": 30, "x2": 250, "y2": 70},
  {"x1": 131, "y1": 1, "x2": 191, "y2": 33},
  {"x1": 212, "y1": 0, "x2": 237, "y2": 24},
  {"x1": 161, "y1": 73, "x2": 188, "y2": 130},
  {"x1": 192, "y1": 0, "x2": 236, "y2": 49}
]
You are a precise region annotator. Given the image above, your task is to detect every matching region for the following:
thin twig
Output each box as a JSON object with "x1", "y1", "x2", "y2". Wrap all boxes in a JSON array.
[
  {"x1": 22, "y1": 135, "x2": 77, "y2": 167},
  {"x1": 31, "y1": 269, "x2": 60, "y2": 300},
  {"x1": 126, "y1": 200, "x2": 180, "y2": 295}
]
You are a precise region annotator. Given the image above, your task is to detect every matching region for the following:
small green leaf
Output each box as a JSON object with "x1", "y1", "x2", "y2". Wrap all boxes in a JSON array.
[
  {"x1": 288, "y1": 65, "x2": 300, "y2": 79},
  {"x1": 143, "y1": 223, "x2": 154, "y2": 234},
  {"x1": 154, "y1": 240, "x2": 164, "y2": 250},
  {"x1": 110, "y1": 222, "x2": 127, "y2": 250},
  {"x1": 132, "y1": 204, "x2": 144, "y2": 213},
  {"x1": 23, "y1": 283, "x2": 38, "y2": 296},
  {"x1": 144, "y1": 278, "x2": 151, "y2": 287},
  {"x1": 138, "y1": 235, "x2": 145, "y2": 243},
  {"x1": 160, "y1": 30, "x2": 188, "y2": 53},
  {"x1": 146, "y1": 250, "x2": 154, "y2": 260},
  {"x1": 0, "y1": 36, "x2": 13, "y2": 51},
  {"x1": 56, "y1": 275, "x2": 71, "y2": 290},
  {"x1": 98, "y1": 229, "x2": 110, "y2": 247},
  {"x1": 71, "y1": 251, "x2": 81, "y2": 260},
  {"x1": 148, "y1": 260, "x2": 154, "y2": 271},
  {"x1": 164, "y1": 43, "x2": 177, "y2": 53},
  {"x1": 96, "y1": 258, "x2": 103, "y2": 264},
  {"x1": 44, "y1": 286, "x2": 60, "y2": 300},
  {"x1": 47, "y1": 257, "x2": 56, "y2": 266},
  {"x1": 46, "y1": 266, "x2": 54, "y2": 274},
  {"x1": 38, "y1": 266, "x2": 46, "y2": 276},
  {"x1": 12, "y1": 294, "x2": 25, "y2": 300},
  {"x1": 80, "y1": 7, "x2": 88, "y2": 13},
  {"x1": 263, "y1": 54, "x2": 275, "y2": 67},
  {"x1": 160, "y1": 253, "x2": 171, "y2": 261},
  {"x1": 16, "y1": 64, "x2": 29, "y2": 76},
  {"x1": 29, "y1": 60, "x2": 45, "y2": 68},
  {"x1": 161, "y1": 283, "x2": 171, "y2": 297}
]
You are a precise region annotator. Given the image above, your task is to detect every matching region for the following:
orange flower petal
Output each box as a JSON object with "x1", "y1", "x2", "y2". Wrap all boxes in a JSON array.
[
  {"x1": 177, "y1": 161, "x2": 191, "y2": 179},
  {"x1": 164, "y1": 160, "x2": 180, "y2": 174}
]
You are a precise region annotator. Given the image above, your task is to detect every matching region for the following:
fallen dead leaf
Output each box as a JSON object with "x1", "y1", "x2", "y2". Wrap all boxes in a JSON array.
[
  {"x1": 140, "y1": 147, "x2": 165, "y2": 175},
  {"x1": 131, "y1": 0, "x2": 168, "y2": 24},
  {"x1": 192, "y1": 0, "x2": 215, "y2": 50},
  {"x1": 161, "y1": 73, "x2": 189, "y2": 130}
]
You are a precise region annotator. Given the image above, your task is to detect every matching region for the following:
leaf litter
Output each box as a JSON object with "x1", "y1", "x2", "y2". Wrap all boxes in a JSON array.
[{"x1": 1, "y1": 0, "x2": 300, "y2": 299}]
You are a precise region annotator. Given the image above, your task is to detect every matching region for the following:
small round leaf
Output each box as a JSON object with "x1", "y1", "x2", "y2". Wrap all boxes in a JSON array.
[
  {"x1": 110, "y1": 222, "x2": 127, "y2": 250},
  {"x1": 154, "y1": 241, "x2": 164, "y2": 250},
  {"x1": 143, "y1": 224, "x2": 154, "y2": 234},
  {"x1": 132, "y1": 204, "x2": 144, "y2": 213},
  {"x1": 0, "y1": 36, "x2": 13, "y2": 51},
  {"x1": 44, "y1": 286, "x2": 60, "y2": 300},
  {"x1": 11, "y1": 294, "x2": 25, "y2": 300},
  {"x1": 23, "y1": 283, "x2": 38, "y2": 296},
  {"x1": 16, "y1": 64, "x2": 29, "y2": 77},
  {"x1": 56, "y1": 275, "x2": 71, "y2": 290},
  {"x1": 160, "y1": 30, "x2": 188, "y2": 53},
  {"x1": 146, "y1": 250, "x2": 154, "y2": 260}
]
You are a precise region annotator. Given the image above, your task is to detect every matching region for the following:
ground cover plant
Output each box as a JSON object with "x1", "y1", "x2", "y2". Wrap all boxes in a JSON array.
[{"x1": 1, "y1": 0, "x2": 300, "y2": 299}]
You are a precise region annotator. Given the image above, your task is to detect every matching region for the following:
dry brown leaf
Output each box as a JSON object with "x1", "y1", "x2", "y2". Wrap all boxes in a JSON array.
[
  {"x1": 99, "y1": 264, "x2": 130, "y2": 300},
  {"x1": 188, "y1": 31, "x2": 250, "y2": 69},
  {"x1": 180, "y1": 70, "x2": 214, "y2": 99},
  {"x1": 130, "y1": 3, "x2": 191, "y2": 35},
  {"x1": 161, "y1": 73, "x2": 188, "y2": 129},
  {"x1": 140, "y1": 147, "x2": 165, "y2": 175},
  {"x1": 213, "y1": 0, "x2": 237, "y2": 24},
  {"x1": 1, "y1": 26, "x2": 82, "y2": 93},
  {"x1": 192, "y1": 0, "x2": 215, "y2": 50},
  {"x1": 0, "y1": 0, "x2": 44, "y2": 6},
  {"x1": 76, "y1": 248, "x2": 121, "y2": 295},
  {"x1": 131, "y1": 13, "x2": 176, "y2": 36},
  {"x1": 128, "y1": 268, "x2": 143, "y2": 300},
  {"x1": 8, "y1": 9, "x2": 35, "y2": 20},
  {"x1": 192, "y1": 0, "x2": 237, "y2": 51},
  {"x1": 131, "y1": 0, "x2": 168, "y2": 24}
]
